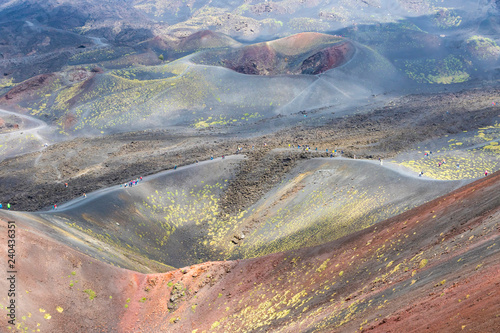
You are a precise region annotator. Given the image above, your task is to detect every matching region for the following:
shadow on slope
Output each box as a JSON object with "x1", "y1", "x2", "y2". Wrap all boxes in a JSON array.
[
  {"x1": 0, "y1": 161, "x2": 498, "y2": 332},
  {"x1": 16, "y1": 156, "x2": 470, "y2": 271}
]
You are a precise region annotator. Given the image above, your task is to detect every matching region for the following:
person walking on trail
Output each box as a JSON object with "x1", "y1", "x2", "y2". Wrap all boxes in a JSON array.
[
  {"x1": 0, "y1": 203, "x2": 2, "y2": 209},
  {"x1": 7, "y1": 203, "x2": 10, "y2": 210},
  {"x1": 485, "y1": 170, "x2": 488, "y2": 176},
  {"x1": 210, "y1": 155, "x2": 214, "y2": 160},
  {"x1": 53, "y1": 204, "x2": 57, "y2": 210},
  {"x1": 222, "y1": 155, "x2": 225, "y2": 160},
  {"x1": 83, "y1": 193, "x2": 87, "y2": 198},
  {"x1": 65, "y1": 183, "x2": 68, "y2": 188},
  {"x1": 174, "y1": 165, "x2": 177, "y2": 170}
]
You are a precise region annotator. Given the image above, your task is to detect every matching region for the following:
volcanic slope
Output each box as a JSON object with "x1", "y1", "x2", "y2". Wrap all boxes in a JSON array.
[
  {"x1": 395, "y1": 121, "x2": 500, "y2": 180},
  {"x1": 0, "y1": 167, "x2": 498, "y2": 332},
  {"x1": 5, "y1": 156, "x2": 470, "y2": 272},
  {"x1": 191, "y1": 32, "x2": 355, "y2": 75},
  {"x1": 0, "y1": 32, "x2": 399, "y2": 138}
]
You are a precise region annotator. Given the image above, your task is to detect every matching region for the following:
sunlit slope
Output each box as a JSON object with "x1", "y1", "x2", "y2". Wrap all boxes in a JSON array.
[
  {"x1": 396, "y1": 122, "x2": 500, "y2": 180},
  {"x1": 228, "y1": 158, "x2": 468, "y2": 259},
  {"x1": 191, "y1": 33, "x2": 355, "y2": 75},
  {"x1": 4, "y1": 36, "x2": 400, "y2": 136},
  {"x1": 32, "y1": 157, "x2": 467, "y2": 270},
  {"x1": 1, "y1": 166, "x2": 498, "y2": 332}
]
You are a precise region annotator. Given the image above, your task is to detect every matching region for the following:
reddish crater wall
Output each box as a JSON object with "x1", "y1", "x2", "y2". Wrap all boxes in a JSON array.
[{"x1": 300, "y1": 41, "x2": 355, "y2": 74}]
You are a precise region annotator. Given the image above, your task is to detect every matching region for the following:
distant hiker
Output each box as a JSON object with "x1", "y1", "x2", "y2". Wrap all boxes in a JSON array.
[
  {"x1": 210, "y1": 155, "x2": 214, "y2": 160},
  {"x1": 438, "y1": 162, "x2": 441, "y2": 167},
  {"x1": 196, "y1": 160, "x2": 199, "y2": 164},
  {"x1": 442, "y1": 159, "x2": 446, "y2": 164},
  {"x1": 0, "y1": 203, "x2": 2, "y2": 209},
  {"x1": 288, "y1": 144, "x2": 291, "y2": 148},
  {"x1": 316, "y1": 147, "x2": 318, "y2": 151},
  {"x1": 485, "y1": 170, "x2": 488, "y2": 176},
  {"x1": 222, "y1": 155, "x2": 225, "y2": 160},
  {"x1": 65, "y1": 183, "x2": 68, "y2": 188},
  {"x1": 298, "y1": 145, "x2": 301, "y2": 149},
  {"x1": 53, "y1": 204, "x2": 57, "y2": 210},
  {"x1": 326, "y1": 149, "x2": 328, "y2": 152},
  {"x1": 83, "y1": 193, "x2": 87, "y2": 198},
  {"x1": 430, "y1": 151, "x2": 432, "y2": 155},
  {"x1": 456, "y1": 163, "x2": 460, "y2": 169},
  {"x1": 380, "y1": 159, "x2": 383, "y2": 165},
  {"x1": 7, "y1": 203, "x2": 10, "y2": 210},
  {"x1": 418, "y1": 171, "x2": 423, "y2": 177},
  {"x1": 140, "y1": 176, "x2": 143, "y2": 181},
  {"x1": 174, "y1": 165, "x2": 177, "y2": 170},
  {"x1": 252, "y1": 145, "x2": 255, "y2": 149},
  {"x1": 341, "y1": 150, "x2": 343, "y2": 154}
]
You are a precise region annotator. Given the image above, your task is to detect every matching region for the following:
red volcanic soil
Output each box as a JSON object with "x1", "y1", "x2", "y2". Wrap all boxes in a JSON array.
[
  {"x1": 198, "y1": 32, "x2": 355, "y2": 75},
  {"x1": 300, "y1": 41, "x2": 354, "y2": 75},
  {"x1": 2, "y1": 74, "x2": 56, "y2": 102},
  {"x1": 223, "y1": 42, "x2": 277, "y2": 75},
  {"x1": 1, "y1": 171, "x2": 499, "y2": 332}
]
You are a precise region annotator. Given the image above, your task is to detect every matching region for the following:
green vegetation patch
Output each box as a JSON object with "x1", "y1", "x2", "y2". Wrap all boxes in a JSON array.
[
  {"x1": 402, "y1": 55, "x2": 470, "y2": 84},
  {"x1": 466, "y1": 35, "x2": 500, "y2": 61},
  {"x1": 84, "y1": 289, "x2": 97, "y2": 300},
  {"x1": 433, "y1": 8, "x2": 462, "y2": 28}
]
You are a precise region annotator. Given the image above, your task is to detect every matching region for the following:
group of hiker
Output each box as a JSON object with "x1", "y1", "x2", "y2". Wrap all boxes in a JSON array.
[
  {"x1": 419, "y1": 152, "x2": 490, "y2": 177},
  {"x1": 20, "y1": 145, "x2": 497, "y2": 212},
  {"x1": 0, "y1": 203, "x2": 11, "y2": 210},
  {"x1": 121, "y1": 176, "x2": 143, "y2": 188},
  {"x1": 288, "y1": 143, "x2": 345, "y2": 156}
]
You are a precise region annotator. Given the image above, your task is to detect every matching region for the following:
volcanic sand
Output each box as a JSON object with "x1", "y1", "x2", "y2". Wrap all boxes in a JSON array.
[{"x1": 0, "y1": 165, "x2": 498, "y2": 332}]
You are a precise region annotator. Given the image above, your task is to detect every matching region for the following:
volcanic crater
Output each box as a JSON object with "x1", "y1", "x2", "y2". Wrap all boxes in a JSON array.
[{"x1": 192, "y1": 32, "x2": 356, "y2": 75}]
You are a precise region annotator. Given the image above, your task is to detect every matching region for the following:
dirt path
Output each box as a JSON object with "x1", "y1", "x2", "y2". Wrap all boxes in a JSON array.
[
  {"x1": 0, "y1": 108, "x2": 52, "y2": 161},
  {"x1": 52, "y1": 155, "x2": 245, "y2": 211},
  {"x1": 1, "y1": 86, "x2": 499, "y2": 211}
]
